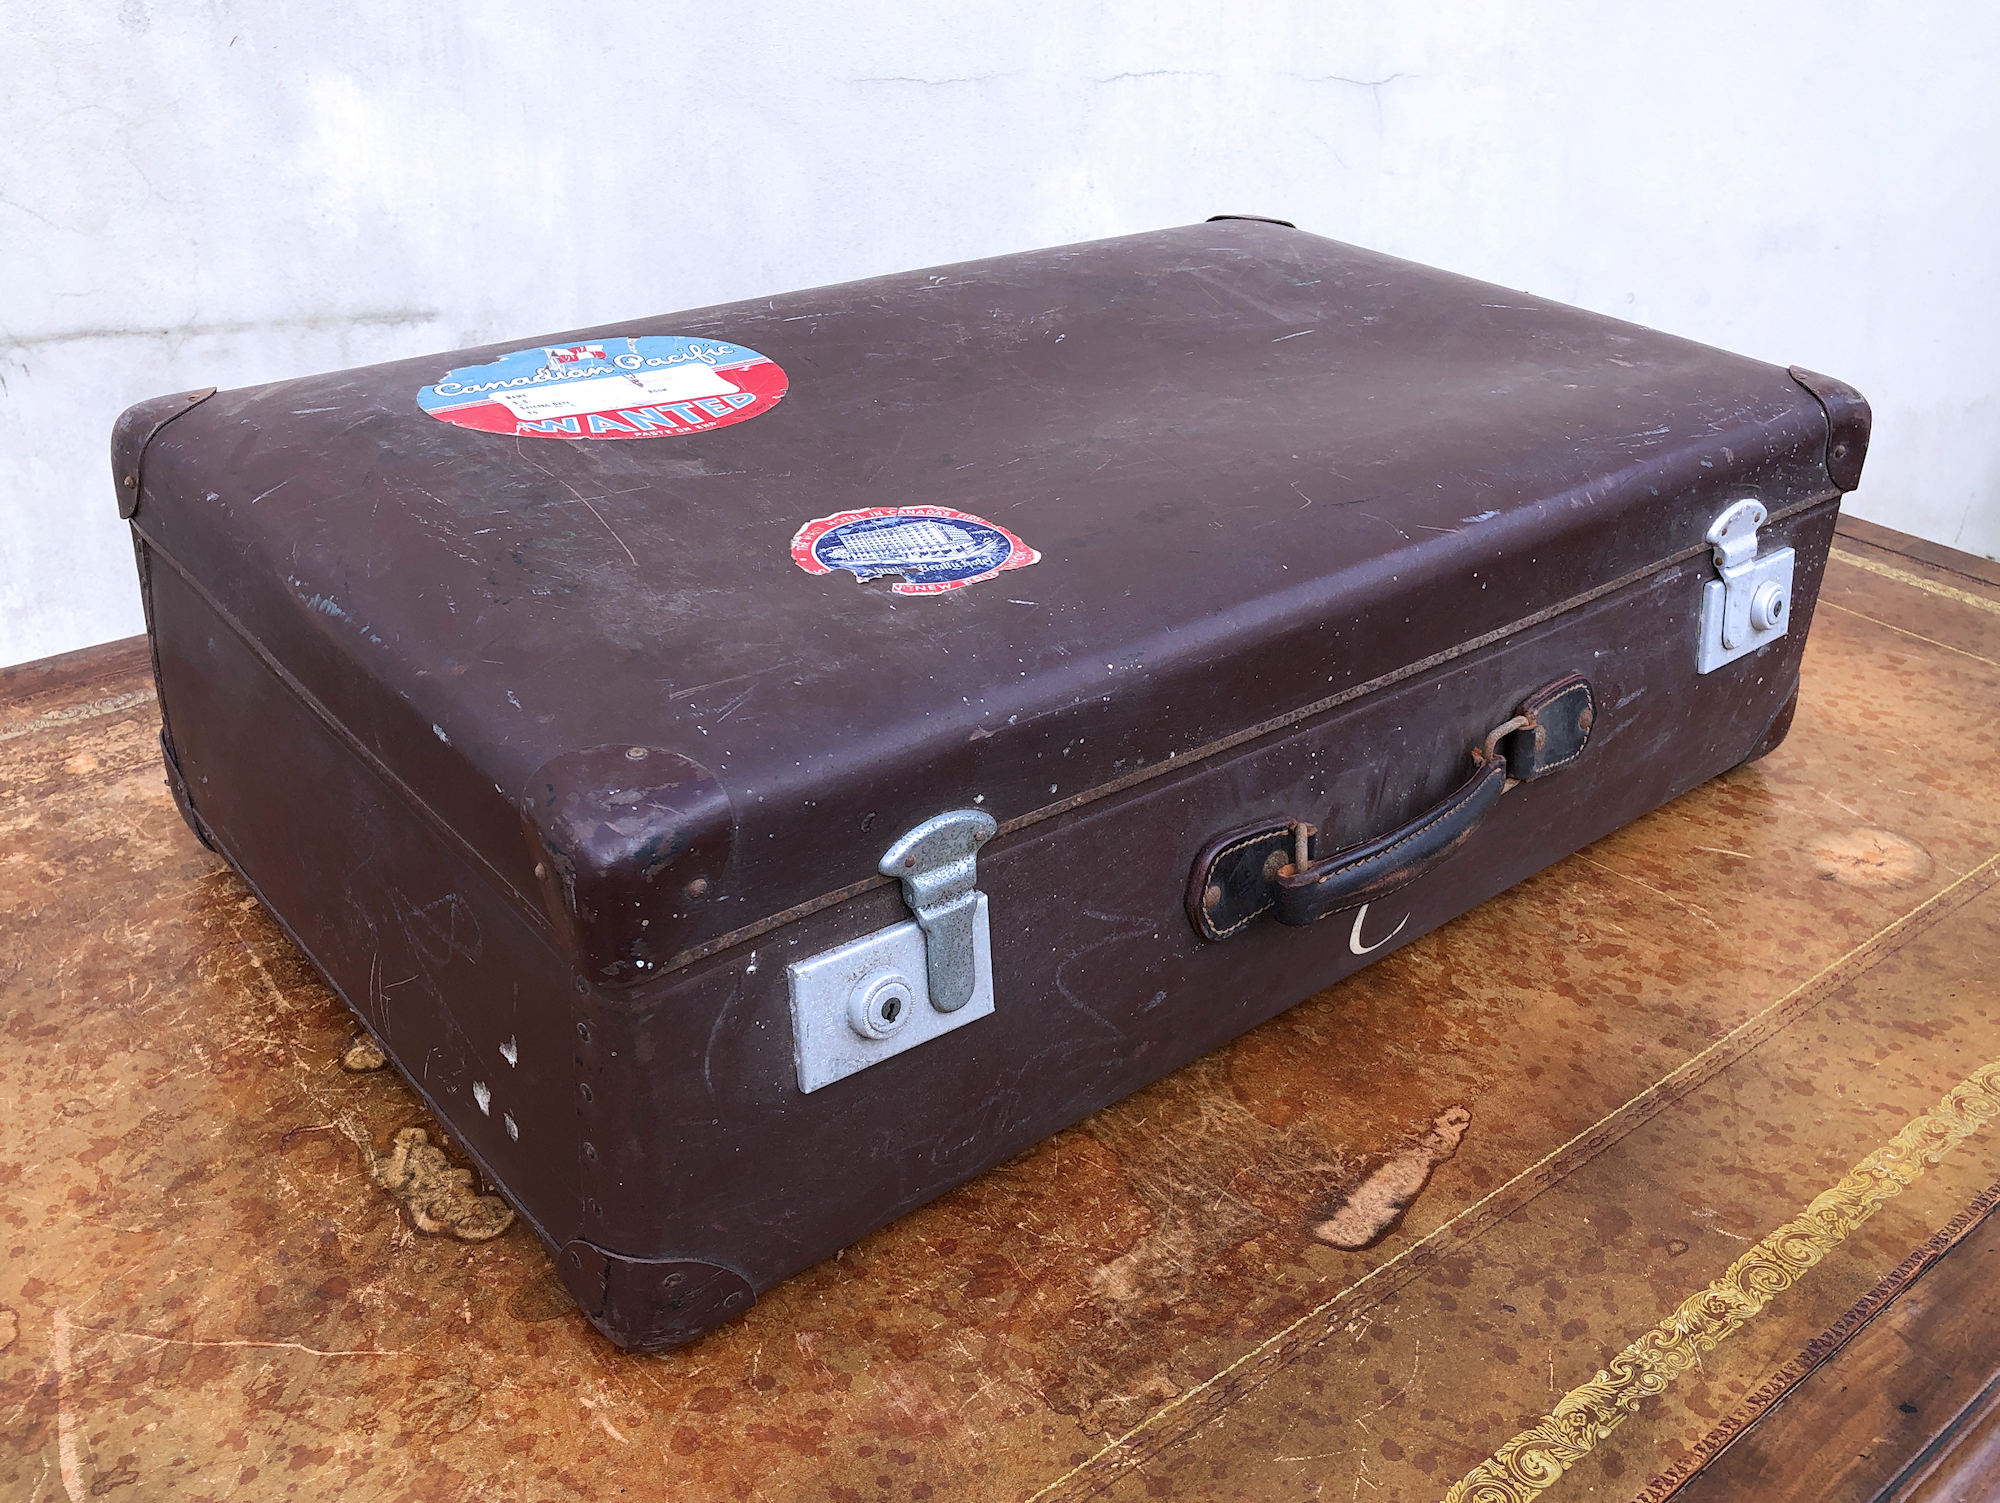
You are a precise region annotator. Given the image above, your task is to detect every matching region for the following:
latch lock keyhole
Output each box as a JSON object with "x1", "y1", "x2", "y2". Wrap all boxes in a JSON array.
[
  {"x1": 1750, "y1": 580, "x2": 1787, "y2": 632},
  {"x1": 848, "y1": 969, "x2": 916, "y2": 1039}
]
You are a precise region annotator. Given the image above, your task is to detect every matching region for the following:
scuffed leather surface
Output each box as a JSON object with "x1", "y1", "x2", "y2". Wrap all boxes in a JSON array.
[{"x1": 522, "y1": 746, "x2": 733, "y2": 987}]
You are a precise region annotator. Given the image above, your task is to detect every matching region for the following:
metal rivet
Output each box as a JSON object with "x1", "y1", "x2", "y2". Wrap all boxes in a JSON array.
[
  {"x1": 587, "y1": 1199, "x2": 601, "y2": 1217},
  {"x1": 685, "y1": 877, "x2": 709, "y2": 898},
  {"x1": 122, "y1": 475, "x2": 136, "y2": 488},
  {"x1": 579, "y1": 1082, "x2": 593, "y2": 1102},
  {"x1": 904, "y1": 856, "x2": 916, "y2": 868},
  {"x1": 534, "y1": 862, "x2": 548, "y2": 880},
  {"x1": 1832, "y1": 442, "x2": 1849, "y2": 460},
  {"x1": 576, "y1": 1022, "x2": 590, "y2": 1042},
  {"x1": 1203, "y1": 884, "x2": 1222, "y2": 908},
  {"x1": 723, "y1": 1291, "x2": 746, "y2": 1309},
  {"x1": 583, "y1": 1141, "x2": 597, "y2": 1162},
  {"x1": 625, "y1": 746, "x2": 648, "y2": 760},
  {"x1": 1578, "y1": 708, "x2": 1594, "y2": 730}
]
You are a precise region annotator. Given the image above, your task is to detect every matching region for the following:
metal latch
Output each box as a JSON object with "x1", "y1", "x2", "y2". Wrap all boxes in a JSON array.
[
  {"x1": 785, "y1": 809, "x2": 998, "y2": 1093},
  {"x1": 1697, "y1": 500, "x2": 1795, "y2": 674},
  {"x1": 878, "y1": 809, "x2": 996, "y2": 1013}
]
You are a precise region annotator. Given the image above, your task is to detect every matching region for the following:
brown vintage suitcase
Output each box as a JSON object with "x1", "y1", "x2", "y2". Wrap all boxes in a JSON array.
[{"x1": 113, "y1": 219, "x2": 1870, "y2": 1352}]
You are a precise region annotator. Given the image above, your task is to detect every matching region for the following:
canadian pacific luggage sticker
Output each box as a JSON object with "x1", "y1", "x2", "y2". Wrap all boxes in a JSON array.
[
  {"x1": 790, "y1": 507, "x2": 1039, "y2": 596},
  {"x1": 415, "y1": 335, "x2": 787, "y2": 439}
]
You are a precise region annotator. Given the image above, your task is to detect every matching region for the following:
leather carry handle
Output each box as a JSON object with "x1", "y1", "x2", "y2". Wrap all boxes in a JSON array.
[
  {"x1": 1186, "y1": 674, "x2": 1594, "y2": 942},
  {"x1": 1271, "y1": 753, "x2": 1509, "y2": 926}
]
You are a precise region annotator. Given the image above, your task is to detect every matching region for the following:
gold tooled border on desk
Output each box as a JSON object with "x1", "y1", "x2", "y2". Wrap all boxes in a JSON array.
[
  {"x1": 1818, "y1": 602, "x2": 2000, "y2": 672},
  {"x1": 1029, "y1": 846, "x2": 2000, "y2": 1503},
  {"x1": 1629, "y1": 1178, "x2": 2000, "y2": 1503},
  {"x1": 1437, "y1": 1058, "x2": 2000, "y2": 1503},
  {"x1": 1830, "y1": 548, "x2": 2000, "y2": 617}
]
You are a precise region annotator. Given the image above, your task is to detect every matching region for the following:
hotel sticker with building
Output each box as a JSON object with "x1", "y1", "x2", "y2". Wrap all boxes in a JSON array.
[{"x1": 790, "y1": 507, "x2": 1040, "y2": 596}]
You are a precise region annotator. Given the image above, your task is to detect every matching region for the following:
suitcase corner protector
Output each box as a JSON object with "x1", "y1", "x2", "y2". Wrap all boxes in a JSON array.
[{"x1": 558, "y1": 1239, "x2": 757, "y2": 1352}]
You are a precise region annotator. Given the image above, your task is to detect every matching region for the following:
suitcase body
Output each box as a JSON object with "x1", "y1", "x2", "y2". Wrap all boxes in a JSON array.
[{"x1": 114, "y1": 221, "x2": 1870, "y2": 1351}]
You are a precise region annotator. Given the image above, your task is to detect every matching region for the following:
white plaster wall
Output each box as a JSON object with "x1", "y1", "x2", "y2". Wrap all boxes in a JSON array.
[{"x1": 4, "y1": 1, "x2": 1995, "y2": 666}]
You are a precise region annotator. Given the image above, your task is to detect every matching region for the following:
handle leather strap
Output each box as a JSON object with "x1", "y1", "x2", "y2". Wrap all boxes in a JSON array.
[
  {"x1": 1271, "y1": 755, "x2": 1508, "y2": 926},
  {"x1": 1185, "y1": 674, "x2": 1594, "y2": 941}
]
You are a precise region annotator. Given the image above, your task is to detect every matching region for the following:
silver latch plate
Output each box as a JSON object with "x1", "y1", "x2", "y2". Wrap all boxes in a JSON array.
[
  {"x1": 786, "y1": 895, "x2": 994, "y2": 1093},
  {"x1": 1697, "y1": 501, "x2": 1796, "y2": 674}
]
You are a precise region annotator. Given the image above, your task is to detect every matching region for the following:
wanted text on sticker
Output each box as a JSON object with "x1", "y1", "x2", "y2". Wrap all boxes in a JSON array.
[{"x1": 417, "y1": 335, "x2": 787, "y2": 439}]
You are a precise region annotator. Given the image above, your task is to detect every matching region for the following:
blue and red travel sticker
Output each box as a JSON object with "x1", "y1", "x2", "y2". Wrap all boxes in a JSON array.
[
  {"x1": 416, "y1": 335, "x2": 786, "y2": 439},
  {"x1": 791, "y1": 507, "x2": 1040, "y2": 596}
]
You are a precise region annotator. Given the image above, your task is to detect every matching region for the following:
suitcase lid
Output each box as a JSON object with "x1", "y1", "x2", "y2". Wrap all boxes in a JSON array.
[{"x1": 122, "y1": 221, "x2": 1846, "y2": 987}]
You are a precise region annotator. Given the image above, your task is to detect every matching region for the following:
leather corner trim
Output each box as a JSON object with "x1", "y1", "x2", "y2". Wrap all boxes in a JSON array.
[
  {"x1": 558, "y1": 1240, "x2": 755, "y2": 1353},
  {"x1": 160, "y1": 728, "x2": 219, "y2": 853},
  {"x1": 1788, "y1": 366, "x2": 1872, "y2": 494},
  {"x1": 113, "y1": 387, "x2": 217, "y2": 519}
]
